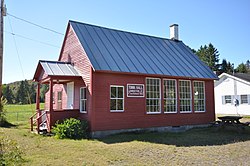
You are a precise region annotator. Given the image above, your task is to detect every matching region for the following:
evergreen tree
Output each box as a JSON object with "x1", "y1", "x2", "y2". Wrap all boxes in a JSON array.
[
  {"x1": 220, "y1": 59, "x2": 234, "y2": 73},
  {"x1": 196, "y1": 43, "x2": 220, "y2": 72},
  {"x1": 16, "y1": 81, "x2": 26, "y2": 104},
  {"x1": 2, "y1": 85, "x2": 14, "y2": 104},
  {"x1": 28, "y1": 83, "x2": 36, "y2": 103},
  {"x1": 236, "y1": 63, "x2": 247, "y2": 73},
  {"x1": 23, "y1": 80, "x2": 33, "y2": 104},
  {"x1": 16, "y1": 80, "x2": 32, "y2": 104},
  {"x1": 220, "y1": 59, "x2": 228, "y2": 73},
  {"x1": 40, "y1": 84, "x2": 49, "y2": 103}
]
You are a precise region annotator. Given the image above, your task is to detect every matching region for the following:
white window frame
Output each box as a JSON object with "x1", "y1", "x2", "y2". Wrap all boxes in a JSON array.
[
  {"x1": 179, "y1": 80, "x2": 192, "y2": 113},
  {"x1": 110, "y1": 85, "x2": 124, "y2": 112},
  {"x1": 240, "y1": 94, "x2": 248, "y2": 104},
  {"x1": 146, "y1": 78, "x2": 161, "y2": 114},
  {"x1": 193, "y1": 81, "x2": 206, "y2": 112},
  {"x1": 163, "y1": 79, "x2": 177, "y2": 113},
  {"x1": 80, "y1": 87, "x2": 87, "y2": 113}
]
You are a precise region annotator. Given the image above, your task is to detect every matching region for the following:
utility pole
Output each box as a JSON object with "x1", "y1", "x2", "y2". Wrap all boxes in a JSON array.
[{"x1": 0, "y1": 0, "x2": 6, "y2": 98}]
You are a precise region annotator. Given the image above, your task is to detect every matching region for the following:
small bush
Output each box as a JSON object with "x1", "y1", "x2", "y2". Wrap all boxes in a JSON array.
[
  {"x1": 0, "y1": 97, "x2": 7, "y2": 126},
  {"x1": 0, "y1": 134, "x2": 24, "y2": 165},
  {"x1": 52, "y1": 118, "x2": 89, "y2": 139}
]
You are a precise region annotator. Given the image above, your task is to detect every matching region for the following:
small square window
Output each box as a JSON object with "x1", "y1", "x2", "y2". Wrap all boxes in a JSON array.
[
  {"x1": 241, "y1": 95, "x2": 248, "y2": 104},
  {"x1": 110, "y1": 86, "x2": 124, "y2": 112},
  {"x1": 225, "y1": 95, "x2": 231, "y2": 104}
]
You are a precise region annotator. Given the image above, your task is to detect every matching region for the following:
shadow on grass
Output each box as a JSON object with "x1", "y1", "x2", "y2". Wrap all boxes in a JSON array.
[
  {"x1": 98, "y1": 126, "x2": 250, "y2": 147},
  {"x1": 0, "y1": 120, "x2": 17, "y2": 128}
]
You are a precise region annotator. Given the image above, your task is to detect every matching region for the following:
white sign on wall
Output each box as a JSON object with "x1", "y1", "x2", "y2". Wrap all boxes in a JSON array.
[{"x1": 127, "y1": 84, "x2": 144, "y2": 97}]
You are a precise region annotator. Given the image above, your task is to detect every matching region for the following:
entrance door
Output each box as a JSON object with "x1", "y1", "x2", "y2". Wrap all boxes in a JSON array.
[{"x1": 67, "y1": 82, "x2": 74, "y2": 109}]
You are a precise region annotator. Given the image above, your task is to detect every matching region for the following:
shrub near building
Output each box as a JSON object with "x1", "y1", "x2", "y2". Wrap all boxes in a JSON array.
[{"x1": 52, "y1": 118, "x2": 89, "y2": 139}]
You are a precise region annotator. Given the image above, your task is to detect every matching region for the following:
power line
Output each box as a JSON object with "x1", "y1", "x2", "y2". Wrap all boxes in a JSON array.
[
  {"x1": 7, "y1": 12, "x2": 64, "y2": 36},
  {"x1": 7, "y1": 14, "x2": 40, "y2": 105},
  {"x1": 7, "y1": 14, "x2": 25, "y2": 79},
  {"x1": 4, "y1": 30, "x2": 60, "y2": 48}
]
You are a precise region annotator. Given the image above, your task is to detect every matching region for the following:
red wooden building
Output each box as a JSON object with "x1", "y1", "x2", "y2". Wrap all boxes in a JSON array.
[{"x1": 32, "y1": 21, "x2": 217, "y2": 137}]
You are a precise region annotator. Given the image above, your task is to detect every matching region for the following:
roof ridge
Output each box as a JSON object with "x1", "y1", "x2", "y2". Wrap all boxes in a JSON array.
[
  {"x1": 69, "y1": 20, "x2": 181, "y2": 43},
  {"x1": 39, "y1": 60, "x2": 71, "y2": 64}
]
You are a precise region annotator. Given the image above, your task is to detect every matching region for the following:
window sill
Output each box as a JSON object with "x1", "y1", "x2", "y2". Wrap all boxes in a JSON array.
[
  {"x1": 110, "y1": 110, "x2": 124, "y2": 113},
  {"x1": 164, "y1": 111, "x2": 177, "y2": 114},
  {"x1": 180, "y1": 111, "x2": 192, "y2": 113},
  {"x1": 80, "y1": 111, "x2": 87, "y2": 114},
  {"x1": 194, "y1": 111, "x2": 206, "y2": 113},
  {"x1": 146, "y1": 112, "x2": 161, "y2": 114}
]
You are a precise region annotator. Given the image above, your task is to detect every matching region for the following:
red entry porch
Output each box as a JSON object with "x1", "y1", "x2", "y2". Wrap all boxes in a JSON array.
[{"x1": 31, "y1": 60, "x2": 85, "y2": 133}]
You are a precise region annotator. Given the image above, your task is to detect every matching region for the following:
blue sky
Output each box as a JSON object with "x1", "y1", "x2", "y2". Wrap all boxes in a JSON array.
[{"x1": 3, "y1": 0, "x2": 250, "y2": 83}]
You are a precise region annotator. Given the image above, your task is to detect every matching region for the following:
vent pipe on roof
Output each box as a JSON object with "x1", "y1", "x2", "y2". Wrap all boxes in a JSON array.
[{"x1": 170, "y1": 24, "x2": 179, "y2": 40}]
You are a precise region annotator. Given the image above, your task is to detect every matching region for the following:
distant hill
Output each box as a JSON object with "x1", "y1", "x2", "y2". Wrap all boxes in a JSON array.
[
  {"x1": 5, "y1": 79, "x2": 33, "y2": 94},
  {"x1": 2, "y1": 80, "x2": 48, "y2": 104}
]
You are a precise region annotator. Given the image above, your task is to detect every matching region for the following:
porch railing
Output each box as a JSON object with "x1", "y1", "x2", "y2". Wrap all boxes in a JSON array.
[
  {"x1": 30, "y1": 110, "x2": 48, "y2": 132},
  {"x1": 30, "y1": 109, "x2": 80, "y2": 133}
]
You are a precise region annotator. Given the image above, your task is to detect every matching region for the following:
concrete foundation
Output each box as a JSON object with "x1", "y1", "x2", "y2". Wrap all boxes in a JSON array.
[{"x1": 91, "y1": 124, "x2": 211, "y2": 138}]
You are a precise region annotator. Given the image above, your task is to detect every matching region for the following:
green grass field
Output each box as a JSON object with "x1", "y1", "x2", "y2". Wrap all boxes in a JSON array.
[
  {"x1": 1, "y1": 104, "x2": 250, "y2": 165},
  {"x1": 4, "y1": 103, "x2": 44, "y2": 125}
]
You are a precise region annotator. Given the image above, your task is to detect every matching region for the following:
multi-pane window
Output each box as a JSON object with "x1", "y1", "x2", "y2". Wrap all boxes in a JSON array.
[
  {"x1": 193, "y1": 81, "x2": 205, "y2": 112},
  {"x1": 224, "y1": 95, "x2": 232, "y2": 104},
  {"x1": 164, "y1": 79, "x2": 177, "y2": 113},
  {"x1": 110, "y1": 86, "x2": 124, "y2": 112},
  {"x1": 179, "y1": 80, "x2": 192, "y2": 112},
  {"x1": 80, "y1": 87, "x2": 87, "y2": 113},
  {"x1": 146, "y1": 78, "x2": 161, "y2": 113},
  {"x1": 241, "y1": 95, "x2": 248, "y2": 104}
]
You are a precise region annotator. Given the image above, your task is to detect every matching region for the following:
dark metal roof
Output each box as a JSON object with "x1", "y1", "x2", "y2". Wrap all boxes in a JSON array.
[
  {"x1": 69, "y1": 20, "x2": 217, "y2": 79},
  {"x1": 230, "y1": 73, "x2": 250, "y2": 82},
  {"x1": 39, "y1": 60, "x2": 80, "y2": 76}
]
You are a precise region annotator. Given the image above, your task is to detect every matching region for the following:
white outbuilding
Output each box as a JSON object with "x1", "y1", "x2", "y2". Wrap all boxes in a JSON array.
[{"x1": 214, "y1": 73, "x2": 250, "y2": 115}]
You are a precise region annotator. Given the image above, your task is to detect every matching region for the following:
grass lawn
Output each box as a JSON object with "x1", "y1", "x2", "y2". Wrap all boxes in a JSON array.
[{"x1": 1, "y1": 105, "x2": 250, "y2": 165}]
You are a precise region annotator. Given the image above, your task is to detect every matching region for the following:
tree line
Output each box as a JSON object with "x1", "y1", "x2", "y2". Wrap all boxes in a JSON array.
[
  {"x1": 193, "y1": 43, "x2": 250, "y2": 74},
  {"x1": 2, "y1": 80, "x2": 48, "y2": 104}
]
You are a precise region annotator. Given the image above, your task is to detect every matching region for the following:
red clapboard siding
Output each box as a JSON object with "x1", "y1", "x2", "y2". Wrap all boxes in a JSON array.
[
  {"x1": 91, "y1": 72, "x2": 215, "y2": 131},
  {"x1": 57, "y1": 25, "x2": 93, "y2": 121}
]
